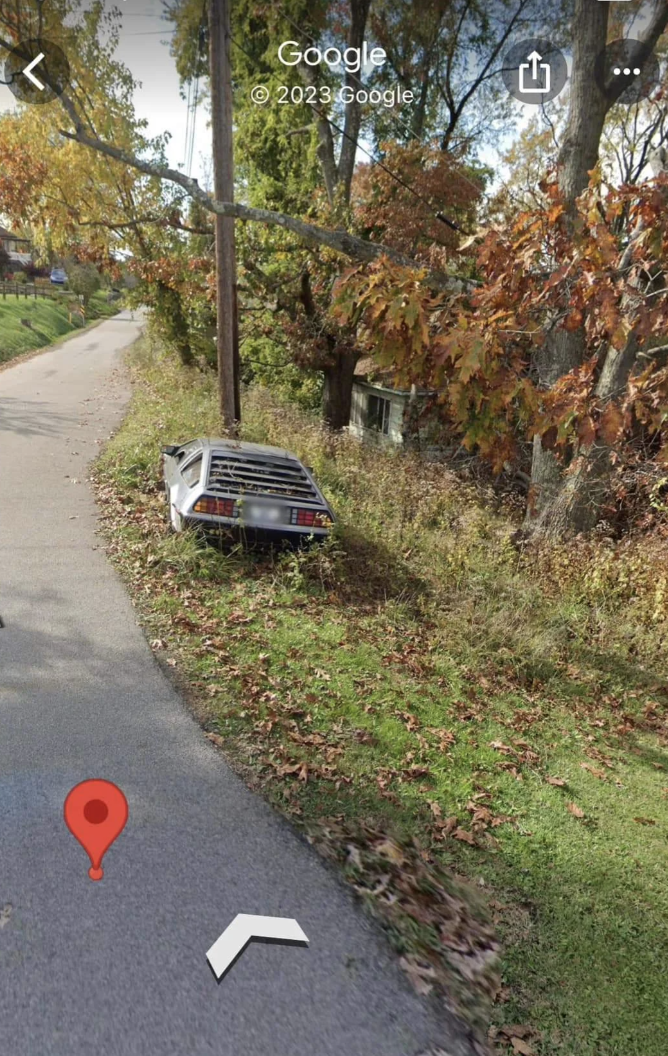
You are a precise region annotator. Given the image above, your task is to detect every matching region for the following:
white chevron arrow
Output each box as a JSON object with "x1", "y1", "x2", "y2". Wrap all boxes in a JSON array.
[
  {"x1": 23, "y1": 53, "x2": 45, "y2": 91},
  {"x1": 206, "y1": 914, "x2": 309, "y2": 981}
]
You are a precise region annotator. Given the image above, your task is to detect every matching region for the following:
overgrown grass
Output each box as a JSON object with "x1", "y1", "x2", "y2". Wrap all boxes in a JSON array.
[
  {"x1": 96, "y1": 336, "x2": 668, "y2": 1056},
  {"x1": 0, "y1": 290, "x2": 118, "y2": 363}
]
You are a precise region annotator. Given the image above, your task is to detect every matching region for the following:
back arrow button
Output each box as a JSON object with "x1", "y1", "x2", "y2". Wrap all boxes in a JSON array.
[
  {"x1": 23, "y1": 52, "x2": 45, "y2": 91},
  {"x1": 5, "y1": 38, "x2": 71, "y2": 105}
]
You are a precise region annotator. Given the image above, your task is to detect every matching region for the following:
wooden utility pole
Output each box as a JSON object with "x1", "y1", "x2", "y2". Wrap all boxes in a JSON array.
[{"x1": 208, "y1": 0, "x2": 240, "y2": 429}]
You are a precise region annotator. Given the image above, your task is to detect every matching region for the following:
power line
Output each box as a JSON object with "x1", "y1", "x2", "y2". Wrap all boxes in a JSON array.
[
  {"x1": 184, "y1": 6, "x2": 207, "y2": 177},
  {"x1": 229, "y1": 31, "x2": 474, "y2": 234},
  {"x1": 278, "y1": 4, "x2": 484, "y2": 202},
  {"x1": 279, "y1": 7, "x2": 422, "y2": 149},
  {"x1": 184, "y1": 75, "x2": 194, "y2": 174}
]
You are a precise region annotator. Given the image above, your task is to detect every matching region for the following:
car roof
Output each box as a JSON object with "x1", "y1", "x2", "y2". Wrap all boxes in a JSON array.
[{"x1": 186, "y1": 438, "x2": 303, "y2": 462}]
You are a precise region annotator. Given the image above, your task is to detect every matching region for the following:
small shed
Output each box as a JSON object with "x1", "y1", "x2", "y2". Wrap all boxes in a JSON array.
[
  {"x1": 0, "y1": 225, "x2": 32, "y2": 267},
  {"x1": 349, "y1": 357, "x2": 441, "y2": 450}
]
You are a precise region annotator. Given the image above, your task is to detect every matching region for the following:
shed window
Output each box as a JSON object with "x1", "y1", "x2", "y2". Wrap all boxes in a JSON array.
[{"x1": 367, "y1": 394, "x2": 391, "y2": 435}]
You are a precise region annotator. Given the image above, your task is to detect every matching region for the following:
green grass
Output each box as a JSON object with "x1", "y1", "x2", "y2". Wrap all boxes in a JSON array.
[
  {"x1": 96, "y1": 335, "x2": 668, "y2": 1056},
  {"x1": 0, "y1": 290, "x2": 119, "y2": 363}
]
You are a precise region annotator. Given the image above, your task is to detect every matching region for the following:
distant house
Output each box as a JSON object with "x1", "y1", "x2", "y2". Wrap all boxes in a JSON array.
[
  {"x1": 0, "y1": 225, "x2": 32, "y2": 268},
  {"x1": 349, "y1": 357, "x2": 443, "y2": 453}
]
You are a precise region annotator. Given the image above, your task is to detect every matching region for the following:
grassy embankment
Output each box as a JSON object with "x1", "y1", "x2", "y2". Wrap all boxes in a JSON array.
[
  {"x1": 0, "y1": 291, "x2": 119, "y2": 364},
  {"x1": 96, "y1": 335, "x2": 668, "y2": 1056}
]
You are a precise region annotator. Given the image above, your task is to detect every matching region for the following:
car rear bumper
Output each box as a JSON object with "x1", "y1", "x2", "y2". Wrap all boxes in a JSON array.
[{"x1": 183, "y1": 515, "x2": 331, "y2": 541}]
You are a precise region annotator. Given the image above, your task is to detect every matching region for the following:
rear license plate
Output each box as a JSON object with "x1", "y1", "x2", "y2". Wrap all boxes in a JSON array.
[{"x1": 242, "y1": 502, "x2": 286, "y2": 526}]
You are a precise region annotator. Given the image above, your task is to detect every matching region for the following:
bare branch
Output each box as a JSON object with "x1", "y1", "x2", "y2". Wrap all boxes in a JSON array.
[{"x1": 57, "y1": 112, "x2": 472, "y2": 292}]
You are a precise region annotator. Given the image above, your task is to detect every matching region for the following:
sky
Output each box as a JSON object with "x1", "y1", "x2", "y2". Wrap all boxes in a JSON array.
[
  {"x1": 0, "y1": 0, "x2": 556, "y2": 203},
  {"x1": 0, "y1": 0, "x2": 660, "y2": 208},
  {"x1": 0, "y1": 0, "x2": 213, "y2": 183},
  {"x1": 112, "y1": 0, "x2": 212, "y2": 182}
]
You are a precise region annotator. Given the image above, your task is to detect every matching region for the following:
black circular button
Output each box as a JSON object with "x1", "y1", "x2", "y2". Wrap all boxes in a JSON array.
[
  {"x1": 594, "y1": 38, "x2": 660, "y2": 104},
  {"x1": 4, "y1": 38, "x2": 70, "y2": 105},
  {"x1": 502, "y1": 38, "x2": 568, "y2": 105}
]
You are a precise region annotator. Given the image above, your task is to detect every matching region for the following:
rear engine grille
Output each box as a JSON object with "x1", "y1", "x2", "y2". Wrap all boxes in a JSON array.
[{"x1": 208, "y1": 453, "x2": 320, "y2": 502}]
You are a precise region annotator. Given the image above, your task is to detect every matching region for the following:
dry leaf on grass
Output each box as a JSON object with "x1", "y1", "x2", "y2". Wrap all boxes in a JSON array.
[
  {"x1": 432, "y1": 815, "x2": 459, "y2": 839},
  {"x1": 452, "y1": 827, "x2": 477, "y2": 845},
  {"x1": 345, "y1": 844, "x2": 363, "y2": 870},
  {"x1": 633, "y1": 816, "x2": 656, "y2": 826},
  {"x1": 580, "y1": 762, "x2": 606, "y2": 779},
  {"x1": 399, "y1": 955, "x2": 438, "y2": 996},
  {"x1": 545, "y1": 776, "x2": 566, "y2": 787},
  {"x1": 374, "y1": 838, "x2": 406, "y2": 865},
  {"x1": 511, "y1": 1039, "x2": 536, "y2": 1055},
  {"x1": 567, "y1": 802, "x2": 585, "y2": 818},
  {"x1": 496, "y1": 1024, "x2": 539, "y2": 1055},
  {"x1": 490, "y1": 741, "x2": 516, "y2": 755}
]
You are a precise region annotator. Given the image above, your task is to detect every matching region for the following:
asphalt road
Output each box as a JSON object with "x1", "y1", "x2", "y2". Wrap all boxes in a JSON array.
[{"x1": 0, "y1": 314, "x2": 475, "y2": 1056}]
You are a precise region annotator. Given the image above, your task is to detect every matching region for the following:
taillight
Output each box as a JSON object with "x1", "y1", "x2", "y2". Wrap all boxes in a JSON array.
[
  {"x1": 193, "y1": 496, "x2": 235, "y2": 517},
  {"x1": 291, "y1": 508, "x2": 329, "y2": 527}
]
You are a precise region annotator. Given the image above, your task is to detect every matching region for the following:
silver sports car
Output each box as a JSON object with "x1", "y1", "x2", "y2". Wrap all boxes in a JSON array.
[{"x1": 162, "y1": 438, "x2": 335, "y2": 540}]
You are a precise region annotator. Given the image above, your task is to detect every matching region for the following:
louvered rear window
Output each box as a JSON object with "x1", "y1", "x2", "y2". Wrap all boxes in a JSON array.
[{"x1": 207, "y1": 452, "x2": 320, "y2": 502}]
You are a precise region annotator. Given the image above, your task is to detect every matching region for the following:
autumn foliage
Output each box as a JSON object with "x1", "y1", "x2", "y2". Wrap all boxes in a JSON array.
[
  {"x1": 333, "y1": 173, "x2": 668, "y2": 480},
  {"x1": 351, "y1": 141, "x2": 482, "y2": 266}
]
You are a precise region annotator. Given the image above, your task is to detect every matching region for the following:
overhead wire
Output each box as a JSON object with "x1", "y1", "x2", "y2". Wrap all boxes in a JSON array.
[
  {"x1": 278, "y1": 5, "x2": 484, "y2": 202},
  {"x1": 184, "y1": 4, "x2": 207, "y2": 177},
  {"x1": 183, "y1": 74, "x2": 194, "y2": 174},
  {"x1": 230, "y1": 11, "x2": 478, "y2": 233}
]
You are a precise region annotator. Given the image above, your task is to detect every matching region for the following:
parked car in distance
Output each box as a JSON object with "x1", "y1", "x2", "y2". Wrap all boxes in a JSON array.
[
  {"x1": 162, "y1": 438, "x2": 335, "y2": 542},
  {"x1": 50, "y1": 267, "x2": 67, "y2": 285}
]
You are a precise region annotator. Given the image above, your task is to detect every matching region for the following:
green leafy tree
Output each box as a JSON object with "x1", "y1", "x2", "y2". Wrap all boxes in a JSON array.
[{"x1": 67, "y1": 263, "x2": 101, "y2": 306}]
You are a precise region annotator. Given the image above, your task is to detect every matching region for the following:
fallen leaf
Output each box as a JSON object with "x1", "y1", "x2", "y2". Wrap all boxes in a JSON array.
[
  {"x1": 546, "y1": 776, "x2": 566, "y2": 787},
  {"x1": 633, "y1": 817, "x2": 656, "y2": 826},
  {"x1": 511, "y1": 1039, "x2": 536, "y2": 1056},
  {"x1": 580, "y1": 762, "x2": 606, "y2": 779},
  {"x1": 452, "y1": 827, "x2": 476, "y2": 845},
  {"x1": 567, "y1": 802, "x2": 585, "y2": 818},
  {"x1": 498, "y1": 1024, "x2": 535, "y2": 1040},
  {"x1": 345, "y1": 844, "x2": 363, "y2": 870},
  {"x1": 399, "y1": 956, "x2": 437, "y2": 996},
  {"x1": 490, "y1": 740, "x2": 516, "y2": 755},
  {"x1": 375, "y1": 838, "x2": 405, "y2": 865},
  {"x1": 433, "y1": 815, "x2": 459, "y2": 839}
]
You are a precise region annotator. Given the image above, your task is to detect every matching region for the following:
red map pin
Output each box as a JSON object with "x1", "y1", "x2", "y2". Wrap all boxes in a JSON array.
[{"x1": 64, "y1": 779, "x2": 128, "y2": 881}]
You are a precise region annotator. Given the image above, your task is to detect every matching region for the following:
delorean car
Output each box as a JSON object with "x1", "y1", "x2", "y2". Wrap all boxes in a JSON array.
[{"x1": 162, "y1": 438, "x2": 334, "y2": 541}]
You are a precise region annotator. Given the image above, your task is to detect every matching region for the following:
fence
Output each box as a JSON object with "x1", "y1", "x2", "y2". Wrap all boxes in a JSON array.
[{"x1": 0, "y1": 281, "x2": 71, "y2": 302}]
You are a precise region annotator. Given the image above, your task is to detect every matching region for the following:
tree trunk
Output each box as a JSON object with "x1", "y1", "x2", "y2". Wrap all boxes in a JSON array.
[
  {"x1": 209, "y1": 0, "x2": 239, "y2": 431},
  {"x1": 527, "y1": 0, "x2": 668, "y2": 537},
  {"x1": 337, "y1": 0, "x2": 372, "y2": 202},
  {"x1": 530, "y1": 335, "x2": 642, "y2": 538},
  {"x1": 322, "y1": 351, "x2": 359, "y2": 430},
  {"x1": 526, "y1": 0, "x2": 610, "y2": 532}
]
